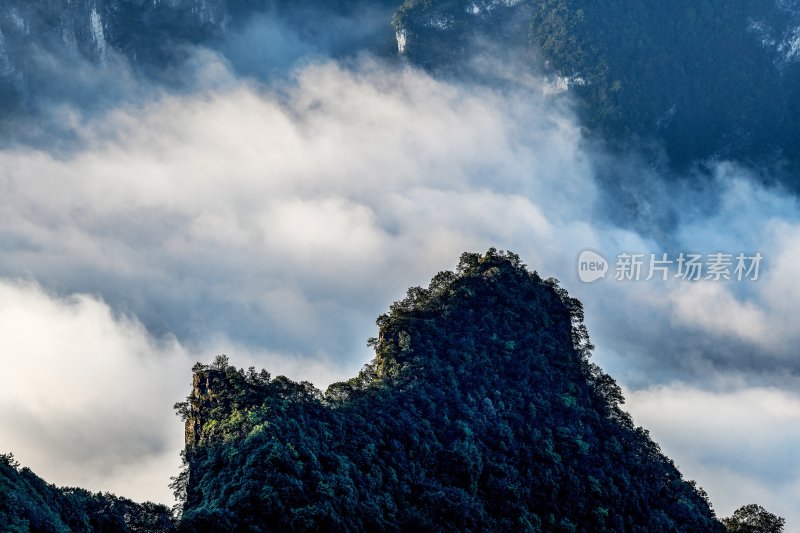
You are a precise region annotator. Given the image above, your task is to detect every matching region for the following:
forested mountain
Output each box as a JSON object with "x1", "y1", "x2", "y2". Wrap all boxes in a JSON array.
[
  {"x1": 394, "y1": 0, "x2": 800, "y2": 172},
  {"x1": 171, "y1": 250, "x2": 725, "y2": 531},
  {"x1": 0, "y1": 453, "x2": 173, "y2": 532},
  {"x1": 0, "y1": 251, "x2": 784, "y2": 531}
]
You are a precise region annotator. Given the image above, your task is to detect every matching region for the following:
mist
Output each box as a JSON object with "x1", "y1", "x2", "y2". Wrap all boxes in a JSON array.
[{"x1": 1, "y1": 18, "x2": 799, "y2": 525}]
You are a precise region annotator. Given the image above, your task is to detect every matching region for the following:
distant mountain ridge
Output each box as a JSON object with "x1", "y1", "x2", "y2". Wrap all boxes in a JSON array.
[
  {"x1": 0, "y1": 0, "x2": 397, "y2": 120},
  {"x1": 394, "y1": 0, "x2": 800, "y2": 174},
  {"x1": 0, "y1": 0, "x2": 224, "y2": 98},
  {"x1": 0, "y1": 453, "x2": 174, "y2": 532},
  {"x1": 4, "y1": 0, "x2": 800, "y2": 177}
]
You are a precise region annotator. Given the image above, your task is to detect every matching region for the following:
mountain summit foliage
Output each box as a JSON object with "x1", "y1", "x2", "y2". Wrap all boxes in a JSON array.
[{"x1": 172, "y1": 250, "x2": 725, "y2": 532}]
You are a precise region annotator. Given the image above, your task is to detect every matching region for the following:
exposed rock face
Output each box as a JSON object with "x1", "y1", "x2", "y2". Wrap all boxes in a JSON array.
[
  {"x1": 184, "y1": 368, "x2": 229, "y2": 447},
  {"x1": 0, "y1": 0, "x2": 227, "y2": 61},
  {"x1": 392, "y1": 0, "x2": 533, "y2": 69},
  {"x1": 0, "y1": 0, "x2": 229, "y2": 116},
  {"x1": 0, "y1": 0, "x2": 400, "y2": 122}
]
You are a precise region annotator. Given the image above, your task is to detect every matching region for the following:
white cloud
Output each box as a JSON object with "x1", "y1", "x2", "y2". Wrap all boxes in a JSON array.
[
  {"x1": 2, "y1": 54, "x2": 800, "y2": 528},
  {"x1": 0, "y1": 279, "x2": 189, "y2": 503},
  {"x1": 626, "y1": 384, "x2": 800, "y2": 526},
  {"x1": 667, "y1": 282, "x2": 770, "y2": 345},
  {"x1": 0, "y1": 279, "x2": 353, "y2": 503},
  {"x1": 0, "y1": 59, "x2": 592, "y2": 357}
]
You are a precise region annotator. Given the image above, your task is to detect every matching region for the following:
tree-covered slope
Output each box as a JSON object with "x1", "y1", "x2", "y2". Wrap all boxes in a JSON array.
[
  {"x1": 393, "y1": 0, "x2": 800, "y2": 172},
  {"x1": 0, "y1": 453, "x2": 174, "y2": 532},
  {"x1": 174, "y1": 250, "x2": 725, "y2": 532}
]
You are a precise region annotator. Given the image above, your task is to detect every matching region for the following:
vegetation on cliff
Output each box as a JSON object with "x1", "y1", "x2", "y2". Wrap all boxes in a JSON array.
[
  {"x1": 172, "y1": 249, "x2": 726, "y2": 531},
  {"x1": 0, "y1": 453, "x2": 173, "y2": 532}
]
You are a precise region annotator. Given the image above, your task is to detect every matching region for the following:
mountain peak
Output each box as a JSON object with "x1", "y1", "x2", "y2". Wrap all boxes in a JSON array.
[{"x1": 174, "y1": 249, "x2": 724, "y2": 531}]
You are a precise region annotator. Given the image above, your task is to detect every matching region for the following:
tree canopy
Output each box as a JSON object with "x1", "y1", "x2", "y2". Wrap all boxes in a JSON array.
[
  {"x1": 723, "y1": 504, "x2": 785, "y2": 533},
  {"x1": 174, "y1": 249, "x2": 727, "y2": 531}
]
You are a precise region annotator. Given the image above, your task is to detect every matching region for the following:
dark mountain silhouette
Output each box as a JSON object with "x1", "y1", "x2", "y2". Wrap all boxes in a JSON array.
[
  {"x1": 0, "y1": 453, "x2": 173, "y2": 532},
  {"x1": 0, "y1": 250, "x2": 785, "y2": 531},
  {"x1": 172, "y1": 250, "x2": 726, "y2": 531}
]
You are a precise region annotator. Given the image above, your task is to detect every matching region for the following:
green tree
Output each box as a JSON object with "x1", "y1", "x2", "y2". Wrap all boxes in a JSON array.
[{"x1": 723, "y1": 504, "x2": 785, "y2": 533}]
